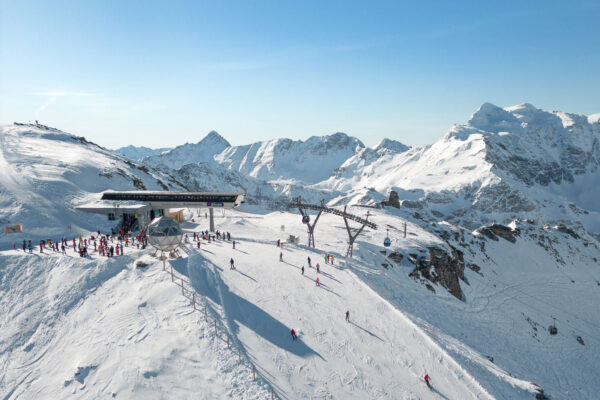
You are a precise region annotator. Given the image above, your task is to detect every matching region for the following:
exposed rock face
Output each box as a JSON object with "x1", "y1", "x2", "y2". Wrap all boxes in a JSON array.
[
  {"x1": 555, "y1": 223, "x2": 579, "y2": 239},
  {"x1": 472, "y1": 182, "x2": 536, "y2": 214},
  {"x1": 382, "y1": 190, "x2": 400, "y2": 208},
  {"x1": 387, "y1": 251, "x2": 404, "y2": 264},
  {"x1": 479, "y1": 224, "x2": 518, "y2": 243},
  {"x1": 401, "y1": 200, "x2": 423, "y2": 209},
  {"x1": 409, "y1": 246, "x2": 465, "y2": 300}
]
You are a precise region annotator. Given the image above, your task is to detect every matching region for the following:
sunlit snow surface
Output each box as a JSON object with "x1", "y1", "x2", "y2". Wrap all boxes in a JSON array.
[
  {"x1": 1, "y1": 103, "x2": 600, "y2": 399},
  {"x1": 2, "y1": 209, "x2": 599, "y2": 399}
]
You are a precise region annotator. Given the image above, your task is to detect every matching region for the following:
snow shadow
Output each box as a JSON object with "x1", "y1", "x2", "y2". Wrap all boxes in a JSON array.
[
  {"x1": 318, "y1": 269, "x2": 342, "y2": 284},
  {"x1": 234, "y1": 269, "x2": 257, "y2": 282},
  {"x1": 349, "y1": 321, "x2": 384, "y2": 342},
  {"x1": 318, "y1": 284, "x2": 341, "y2": 297},
  {"x1": 169, "y1": 257, "x2": 189, "y2": 277},
  {"x1": 187, "y1": 251, "x2": 324, "y2": 359},
  {"x1": 431, "y1": 387, "x2": 451, "y2": 400}
]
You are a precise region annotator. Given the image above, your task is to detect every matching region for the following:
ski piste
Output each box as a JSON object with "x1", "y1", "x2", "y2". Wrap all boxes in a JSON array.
[{"x1": 1, "y1": 105, "x2": 599, "y2": 400}]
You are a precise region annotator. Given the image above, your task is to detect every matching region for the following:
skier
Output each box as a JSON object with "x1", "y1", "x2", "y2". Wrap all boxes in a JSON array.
[
  {"x1": 230, "y1": 258, "x2": 235, "y2": 270},
  {"x1": 290, "y1": 328, "x2": 297, "y2": 341},
  {"x1": 324, "y1": 254, "x2": 329, "y2": 264},
  {"x1": 316, "y1": 277, "x2": 320, "y2": 286},
  {"x1": 197, "y1": 240, "x2": 200, "y2": 249},
  {"x1": 345, "y1": 310, "x2": 350, "y2": 322},
  {"x1": 301, "y1": 266, "x2": 304, "y2": 275},
  {"x1": 316, "y1": 263, "x2": 320, "y2": 273},
  {"x1": 277, "y1": 239, "x2": 280, "y2": 247},
  {"x1": 424, "y1": 374, "x2": 431, "y2": 389},
  {"x1": 232, "y1": 240, "x2": 236, "y2": 249},
  {"x1": 307, "y1": 256, "x2": 311, "y2": 267},
  {"x1": 279, "y1": 252, "x2": 283, "y2": 262}
]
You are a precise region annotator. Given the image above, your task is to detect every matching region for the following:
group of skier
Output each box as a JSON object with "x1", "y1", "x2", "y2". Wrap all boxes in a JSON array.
[
  {"x1": 274, "y1": 241, "x2": 434, "y2": 391},
  {"x1": 16, "y1": 228, "x2": 148, "y2": 259},
  {"x1": 194, "y1": 230, "x2": 232, "y2": 242}
]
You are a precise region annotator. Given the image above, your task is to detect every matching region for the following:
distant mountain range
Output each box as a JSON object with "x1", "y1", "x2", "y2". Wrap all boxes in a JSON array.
[
  {"x1": 115, "y1": 145, "x2": 172, "y2": 160},
  {"x1": 2, "y1": 104, "x2": 600, "y2": 399},
  {"x1": 114, "y1": 103, "x2": 600, "y2": 234}
]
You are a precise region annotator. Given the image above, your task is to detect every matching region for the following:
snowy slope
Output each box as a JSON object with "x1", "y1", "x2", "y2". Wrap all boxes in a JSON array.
[
  {"x1": 319, "y1": 103, "x2": 600, "y2": 233},
  {"x1": 2, "y1": 104, "x2": 600, "y2": 400},
  {"x1": 143, "y1": 131, "x2": 369, "y2": 185},
  {"x1": 0, "y1": 248, "x2": 271, "y2": 399},
  {"x1": 0, "y1": 123, "x2": 186, "y2": 246},
  {"x1": 142, "y1": 131, "x2": 231, "y2": 171},
  {"x1": 173, "y1": 162, "x2": 342, "y2": 209},
  {"x1": 7, "y1": 206, "x2": 595, "y2": 398},
  {"x1": 191, "y1": 208, "x2": 598, "y2": 400},
  {"x1": 114, "y1": 145, "x2": 171, "y2": 161},
  {"x1": 213, "y1": 133, "x2": 365, "y2": 184}
]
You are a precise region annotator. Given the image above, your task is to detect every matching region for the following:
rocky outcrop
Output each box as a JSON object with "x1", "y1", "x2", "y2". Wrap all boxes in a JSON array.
[
  {"x1": 387, "y1": 251, "x2": 404, "y2": 264},
  {"x1": 409, "y1": 246, "x2": 465, "y2": 300},
  {"x1": 383, "y1": 191, "x2": 400, "y2": 208},
  {"x1": 555, "y1": 223, "x2": 579, "y2": 239},
  {"x1": 478, "y1": 224, "x2": 518, "y2": 243}
]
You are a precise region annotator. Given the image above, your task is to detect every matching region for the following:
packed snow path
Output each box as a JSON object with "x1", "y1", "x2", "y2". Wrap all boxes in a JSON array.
[{"x1": 184, "y1": 232, "x2": 493, "y2": 399}]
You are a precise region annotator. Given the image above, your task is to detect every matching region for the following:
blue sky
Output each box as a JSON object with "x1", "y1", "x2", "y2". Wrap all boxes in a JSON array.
[{"x1": 1, "y1": 0, "x2": 599, "y2": 148}]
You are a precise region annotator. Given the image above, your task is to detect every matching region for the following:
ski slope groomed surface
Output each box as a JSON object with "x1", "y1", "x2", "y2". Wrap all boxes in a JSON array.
[{"x1": 2, "y1": 209, "x2": 541, "y2": 399}]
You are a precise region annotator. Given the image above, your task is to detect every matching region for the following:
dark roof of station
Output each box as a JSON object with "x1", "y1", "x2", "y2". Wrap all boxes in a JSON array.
[{"x1": 101, "y1": 191, "x2": 244, "y2": 203}]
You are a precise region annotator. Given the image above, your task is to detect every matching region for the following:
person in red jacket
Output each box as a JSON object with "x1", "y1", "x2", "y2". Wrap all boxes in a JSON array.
[
  {"x1": 424, "y1": 374, "x2": 431, "y2": 388},
  {"x1": 290, "y1": 328, "x2": 297, "y2": 340}
]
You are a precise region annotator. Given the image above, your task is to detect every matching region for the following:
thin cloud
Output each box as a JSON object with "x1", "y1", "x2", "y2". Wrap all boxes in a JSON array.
[
  {"x1": 36, "y1": 96, "x2": 57, "y2": 116},
  {"x1": 32, "y1": 91, "x2": 96, "y2": 97},
  {"x1": 32, "y1": 91, "x2": 98, "y2": 117}
]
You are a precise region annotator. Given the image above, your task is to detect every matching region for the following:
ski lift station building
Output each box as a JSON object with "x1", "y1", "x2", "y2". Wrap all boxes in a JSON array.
[{"x1": 77, "y1": 190, "x2": 245, "y2": 231}]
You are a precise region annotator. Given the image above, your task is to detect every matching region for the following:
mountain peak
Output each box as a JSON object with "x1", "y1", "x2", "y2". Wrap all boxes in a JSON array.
[
  {"x1": 504, "y1": 103, "x2": 539, "y2": 114},
  {"x1": 467, "y1": 102, "x2": 519, "y2": 133},
  {"x1": 374, "y1": 138, "x2": 410, "y2": 153},
  {"x1": 200, "y1": 130, "x2": 231, "y2": 147}
]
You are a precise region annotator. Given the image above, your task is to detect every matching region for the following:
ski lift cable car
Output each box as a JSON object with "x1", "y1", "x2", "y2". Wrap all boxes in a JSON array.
[
  {"x1": 384, "y1": 229, "x2": 391, "y2": 247},
  {"x1": 302, "y1": 215, "x2": 310, "y2": 224}
]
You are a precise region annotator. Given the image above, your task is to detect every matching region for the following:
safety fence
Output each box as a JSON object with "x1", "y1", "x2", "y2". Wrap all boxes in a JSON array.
[{"x1": 162, "y1": 262, "x2": 280, "y2": 400}]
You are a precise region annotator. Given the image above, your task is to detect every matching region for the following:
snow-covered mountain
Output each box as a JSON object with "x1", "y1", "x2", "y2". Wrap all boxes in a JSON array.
[
  {"x1": 173, "y1": 161, "x2": 342, "y2": 210},
  {"x1": 142, "y1": 130, "x2": 231, "y2": 171},
  {"x1": 144, "y1": 131, "x2": 370, "y2": 185},
  {"x1": 2, "y1": 104, "x2": 600, "y2": 400},
  {"x1": 213, "y1": 132, "x2": 365, "y2": 184},
  {"x1": 322, "y1": 103, "x2": 600, "y2": 234},
  {"x1": 0, "y1": 123, "x2": 186, "y2": 244},
  {"x1": 114, "y1": 145, "x2": 171, "y2": 161}
]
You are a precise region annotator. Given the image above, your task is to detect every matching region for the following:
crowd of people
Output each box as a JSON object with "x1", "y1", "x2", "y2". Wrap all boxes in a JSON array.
[{"x1": 14, "y1": 228, "x2": 148, "y2": 259}]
